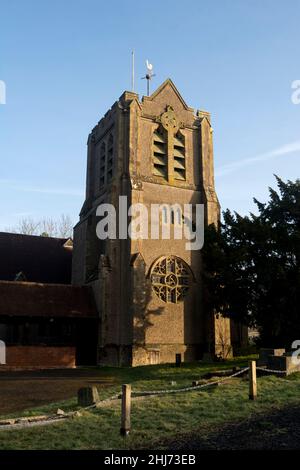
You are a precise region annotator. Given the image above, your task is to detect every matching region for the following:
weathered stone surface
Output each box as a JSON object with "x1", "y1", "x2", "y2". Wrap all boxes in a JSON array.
[
  {"x1": 77, "y1": 386, "x2": 99, "y2": 407},
  {"x1": 258, "y1": 348, "x2": 285, "y2": 365},
  {"x1": 72, "y1": 79, "x2": 243, "y2": 366}
]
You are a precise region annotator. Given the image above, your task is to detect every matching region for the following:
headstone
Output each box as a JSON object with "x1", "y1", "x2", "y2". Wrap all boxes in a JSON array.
[
  {"x1": 202, "y1": 352, "x2": 214, "y2": 363},
  {"x1": 258, "y1": 348, "x2": 285, "y2": 365},
  {"x1": 77, "y1": 386, "x2": 99, "y2": 407},
  {"x1": 268, "y1": 354, "x2": 300, "y2": 375}
]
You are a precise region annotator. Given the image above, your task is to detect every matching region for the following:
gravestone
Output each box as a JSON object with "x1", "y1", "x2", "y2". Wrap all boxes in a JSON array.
[
  {"x1": 202, "y1": 352, "x2": 214, "y2": 363},
  {"x1": 78, "y1": 386, "x2": 99, "y2": 407},
  {"x1": 258, "y1": 348, "x2": 285, "y2": 366},
  {"x1": 268, "y1": 352, "x2": 300, "y2": 375}
]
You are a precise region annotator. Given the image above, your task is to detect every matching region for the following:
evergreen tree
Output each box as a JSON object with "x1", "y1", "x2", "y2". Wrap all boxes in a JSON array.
[{"x1": 203, "y1": 176, "x2": 300, "y2": 347}]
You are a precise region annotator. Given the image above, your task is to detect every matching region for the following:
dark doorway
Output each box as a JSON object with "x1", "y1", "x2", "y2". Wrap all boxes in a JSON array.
[{"x1": 75, "y1": 319, "x2": 98, "y2": 365}]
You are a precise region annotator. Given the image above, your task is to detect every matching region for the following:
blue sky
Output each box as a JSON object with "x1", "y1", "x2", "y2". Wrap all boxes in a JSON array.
[{"x1": 0, "y1": 0, "x2": 299, "y2": 230}]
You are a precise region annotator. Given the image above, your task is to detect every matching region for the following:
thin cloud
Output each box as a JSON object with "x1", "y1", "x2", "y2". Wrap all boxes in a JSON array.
[
  {"x1": 11, "y1": 212, "x2": 33, "y2": 218},
  {"x1": 216, "y1": 140, "x2": 300, "y2": 177},
  {"x1": 0, "y1": 179, "x2": 83, "y2": 197},
  {"x1": 13, "y1": 185, "x2": 84, "y2": 197}
]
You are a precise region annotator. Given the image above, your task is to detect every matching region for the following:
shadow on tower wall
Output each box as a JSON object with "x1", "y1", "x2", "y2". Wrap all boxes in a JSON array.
[{"x1": 131, "y1": 253, "x2": 165, "y2": 354}]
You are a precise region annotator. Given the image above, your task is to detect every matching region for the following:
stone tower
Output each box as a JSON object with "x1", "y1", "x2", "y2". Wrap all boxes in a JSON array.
[{"x1": 72, "y1": 79, "x2": 232, "y2": 366}]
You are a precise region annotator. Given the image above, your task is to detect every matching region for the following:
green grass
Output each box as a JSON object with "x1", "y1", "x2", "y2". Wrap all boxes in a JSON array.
[
  {"x1": 0, "y1": 356, "x2": 255, "y2": 418},
  {"x1": 1, "y1": 355, "x2": 300, "y2": 450}
]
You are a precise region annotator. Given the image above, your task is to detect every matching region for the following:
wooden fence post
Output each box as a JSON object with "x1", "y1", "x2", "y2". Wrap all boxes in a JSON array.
[
  {"x1": 249, "y1": 360, "x2": 257, "y2": 400},
  {"x1": 120, "y1": 384, "x2": 131, "y2": 436}
]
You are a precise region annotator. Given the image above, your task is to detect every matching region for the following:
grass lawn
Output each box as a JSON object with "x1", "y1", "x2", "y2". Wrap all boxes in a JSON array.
[{"x1": 1, "y1": 356, "x2": 300, "y2": 450}]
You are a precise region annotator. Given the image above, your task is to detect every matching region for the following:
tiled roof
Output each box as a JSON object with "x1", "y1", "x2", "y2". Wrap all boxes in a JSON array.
[
  {"x1": 0, "y1": 232, "x2": 72, "y2": 284},
  {"x1": 0, "y1": 281, "x2": 98, "y2": 318}
]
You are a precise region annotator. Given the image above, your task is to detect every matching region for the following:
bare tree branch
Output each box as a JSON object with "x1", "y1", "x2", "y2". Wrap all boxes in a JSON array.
[
  {"x1": 40, "y1": 218, "x2": 58, "y2": 238},
  {"x1": 57, "y1": 214, "x2": 73, "y2": 238},
  {"x1": 6, "y1": 214, "x2": 73, "y2": 238},
  {"x1": 7, "y1": 217, "x2": 40, "y2": 236}
]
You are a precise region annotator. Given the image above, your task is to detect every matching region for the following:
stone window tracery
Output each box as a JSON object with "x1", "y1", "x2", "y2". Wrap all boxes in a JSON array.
[{"x1": 150, "y1": 256, "x2": 193, "y2": 304}]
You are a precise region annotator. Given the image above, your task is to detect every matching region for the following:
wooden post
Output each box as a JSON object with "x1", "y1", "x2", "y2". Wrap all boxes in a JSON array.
[
  {"x1": 120, "y1": 384, "x2": 131, "y2": 436},
  {"x1": 175, "y1": 353, "x2": 182, "y2": 368},
  {"x1": 249, "y1": 360, "x2": 257, "y2": 400}
]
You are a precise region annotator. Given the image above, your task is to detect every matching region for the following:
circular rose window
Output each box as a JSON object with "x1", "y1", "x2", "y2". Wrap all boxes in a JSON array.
[{"x1": 150, "y1": 256, "x2": 193, "y2": 304}]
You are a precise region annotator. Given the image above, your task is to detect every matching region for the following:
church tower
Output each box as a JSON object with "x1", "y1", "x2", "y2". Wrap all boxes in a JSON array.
[{"x1": 72, "y1": 79, "x2": 232, "y2": 366}]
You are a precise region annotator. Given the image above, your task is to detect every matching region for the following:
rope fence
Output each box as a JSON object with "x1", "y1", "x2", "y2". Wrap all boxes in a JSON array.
[
  {"x1": 0, "y1": 360, "x2": 289, "y2": 432},
  {"x1": 256, "y1": 366, "x2": 287, "y2": 375},
  {"x1": 120, "y1": 360, "x2": 290, "y2": 435},
  {"x1": 88, "y1": 363, "x2": 288, "y2": 414},
  {"x1": 130, "y1": 366, "x2": 249, "y2": 397}
]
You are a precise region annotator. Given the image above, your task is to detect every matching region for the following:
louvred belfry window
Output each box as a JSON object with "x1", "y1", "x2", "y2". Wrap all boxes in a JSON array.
[
  {"x1": 153, "y1": 126, "x2": 167, "y2": 179},
  {"x1": 152, "y1": 106, "x2": 186, "y2": 182},
  {"x1": 173, "y1": 132, "x2": 186, "y2": 181}
]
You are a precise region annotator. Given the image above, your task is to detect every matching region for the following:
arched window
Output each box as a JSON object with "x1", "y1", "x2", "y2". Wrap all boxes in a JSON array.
[
  {"x1": 162, "y1": 206, "x2": 169, "y2": 224},
  {"x1": 171, "y1": 210, "x2": 175, "y2": 225},
  {"x1": 175, "y1": 207, "x2": 182, "y2": 226}
]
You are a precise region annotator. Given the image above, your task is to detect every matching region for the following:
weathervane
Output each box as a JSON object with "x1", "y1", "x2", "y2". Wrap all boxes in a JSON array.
[{"x1": 142, "y1": 60, "x2": 155, "y2": 96}]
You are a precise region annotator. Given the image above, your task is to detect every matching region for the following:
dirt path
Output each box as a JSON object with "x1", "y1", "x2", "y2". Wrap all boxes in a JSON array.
[{"x1": 0, "y1": 368, "x2": 115, "y2": 415}]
